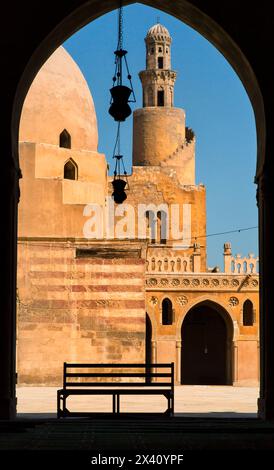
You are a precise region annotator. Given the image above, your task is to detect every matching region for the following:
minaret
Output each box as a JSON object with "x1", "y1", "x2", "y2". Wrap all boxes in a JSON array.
[
  {"x1": 132, "y1": 24, "x2": 196, "y2": 186},
  {"x1": 139, "y1": 23, "x2": 177, "y2": 107}
]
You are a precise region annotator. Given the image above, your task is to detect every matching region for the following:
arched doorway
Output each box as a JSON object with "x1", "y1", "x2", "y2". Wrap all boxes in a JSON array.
[
  {"x1": 146, "y1": 313, "x2": 152, "y2": 383},
  {"x1": 181, "y1": 301, "x2": 233, "y2": 385}
]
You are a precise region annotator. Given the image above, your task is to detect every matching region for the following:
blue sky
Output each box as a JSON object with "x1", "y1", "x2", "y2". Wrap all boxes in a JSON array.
[{"x1": 64, "y1": 3, "x2": 258, "y2": 268}]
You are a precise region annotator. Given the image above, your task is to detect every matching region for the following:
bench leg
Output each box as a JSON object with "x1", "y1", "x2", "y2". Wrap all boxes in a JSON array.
[
  {"x1": 164, "y1": 394, "x2": 173, "y2": 416},
  {"x1": 57, "y1": 392, "x2": 61, "y2": 418},
  {"x1": 117, "y1": 394, "x2": 120, "y2": 414},
  {"x1": 112, "y1": 394, "x2": 120, "y2": 414},
  {"x1": 171, "y1": 394, "x2": 174, "y2": 416}
]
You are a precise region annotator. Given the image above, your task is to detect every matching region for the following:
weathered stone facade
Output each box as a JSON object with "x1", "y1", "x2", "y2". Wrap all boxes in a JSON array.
[
  {"x1": 17, "y1": 24, "x2": 259, "y2": 386},
  {"x1": 17, "y1": 241, "x2": 146, "y2": 384}
]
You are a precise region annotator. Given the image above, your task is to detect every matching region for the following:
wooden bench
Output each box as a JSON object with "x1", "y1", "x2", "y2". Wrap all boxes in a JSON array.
[{"x1": 57, "y1": 362, "x2": 174, "y2": 417}]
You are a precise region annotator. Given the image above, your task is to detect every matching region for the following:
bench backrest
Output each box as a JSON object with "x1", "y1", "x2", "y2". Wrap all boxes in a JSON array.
[{"x1": 63, "y1": 363, "x2": 174, "y2": 390}]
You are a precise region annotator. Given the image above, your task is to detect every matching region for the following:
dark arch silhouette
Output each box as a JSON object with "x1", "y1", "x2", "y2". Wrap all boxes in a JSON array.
[
  {"x1": 181, "y1": 300, "x2": 233, "y2": 385},
  {"x1": 59, "y1": 129, "x2": 71, "y2": 149},
  {"x1": 64, "y1": 159, "x2": 77, "y2": 180},
  {"x1": 243, "y1": 299, "x2": 254, "y2": 326},
  {"x1": 3, "y1": 0, "x2": 267, "y2": 420}
]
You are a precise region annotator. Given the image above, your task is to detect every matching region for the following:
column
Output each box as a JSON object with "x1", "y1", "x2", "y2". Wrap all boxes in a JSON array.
[
  {"x1": 176, "y1": 340, "x2": 182, "y2": 384},
  {"x1": 0, "y1": 160, "x2": 20, "y2": 419},
  {"x1": 223, "y1": 242, "x2": 232, "y2": 273},
  {"x1": 233, "y1": 341, "x2": 238, "y2": 384},
  {"x1": 152, "y1": 340, "x2": 157, "y2": 382},
  {"x1": 257, "y1": 171, "x2": 274, "y2": 419},
  {"x1": 192, "y1": 243, "x2": 201, "y2": 272}
]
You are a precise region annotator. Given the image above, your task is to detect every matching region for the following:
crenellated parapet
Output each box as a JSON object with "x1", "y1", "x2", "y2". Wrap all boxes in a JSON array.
[
  {"x1": 224, "y1": 242, "x2": 259, "y2": 274},
  {"x1": 146, "y1": 255, "x2": 192, "y2": 273}
]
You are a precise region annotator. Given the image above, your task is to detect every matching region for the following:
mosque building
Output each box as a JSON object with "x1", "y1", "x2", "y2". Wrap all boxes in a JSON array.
[{"x1": 17, "y1": 24, "x2": 259, "y2": 387}]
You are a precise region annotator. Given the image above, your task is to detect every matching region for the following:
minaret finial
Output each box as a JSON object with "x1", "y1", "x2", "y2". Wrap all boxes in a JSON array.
[
  {"x1": 140, "y1": 23, "x2": 175, "y2": 107},
  {"x1": 157, "y1": 16, "x2": 160, "y2": 23}
]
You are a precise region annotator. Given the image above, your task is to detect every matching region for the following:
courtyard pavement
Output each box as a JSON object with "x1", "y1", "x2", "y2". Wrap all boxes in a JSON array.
[{"x1": 16, "y1": 385, "x2": 259, "y2": 418}]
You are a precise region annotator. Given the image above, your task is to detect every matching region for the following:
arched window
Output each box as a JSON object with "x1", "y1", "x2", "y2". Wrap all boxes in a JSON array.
[
  {"x1": 158, "y1": 56, "x2": 163, "y2": 69},
  {"x1": 64, "y1": 159, "x2": 77, "y2": 180},
  {"x1": 157, "y1": 210, "x2": 167, "y2": 243},
  {"x1": 162, "y1": 298, "x2": 173, "y2": 325},
  {"x1": 157, "y1": 90, "x2": 164, "y2": 106},
  {"x1": 59, "y1": 129, "x2": 71, "y2": 149},
  {"x1": 243, "y1": 299, "x2": 254, "y2": 326}
]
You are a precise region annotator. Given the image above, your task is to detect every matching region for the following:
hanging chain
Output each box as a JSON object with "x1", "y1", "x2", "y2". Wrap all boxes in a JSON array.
[{"x1": 117, "y1": 0, "x2": 123, "y2": 51}]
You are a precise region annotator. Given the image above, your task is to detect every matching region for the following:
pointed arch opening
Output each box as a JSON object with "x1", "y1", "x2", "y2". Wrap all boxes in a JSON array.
[
  {"x1": 181, "y1": 300, "x2": 233, "y2": 385},
  {"x1": 243, "y1": 299, "x2": 254, "y2": 326},
  {"x1": 9, "y1": 0, "x2": 263, "y2": 420},
  {"x1": 157, "y1": 89, "x2": 164, "y2": 106},
  {"x1": 59, "y1": 129, "x2": 71, "y2": 149},
  {"x1": 64, "y1": 158, "x2": 78, "y2": 180},
  {"x1": 162, "y1": 298, "x2": 173, "y2": 325}
]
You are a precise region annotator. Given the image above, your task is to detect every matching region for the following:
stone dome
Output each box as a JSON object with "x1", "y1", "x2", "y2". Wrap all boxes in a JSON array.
[
  {"x1": 146, "y1": 23, "x2": 171, "y2": 42},
  {"x1": 19, "y1": 46, "x2": 98, "y2": 151}
]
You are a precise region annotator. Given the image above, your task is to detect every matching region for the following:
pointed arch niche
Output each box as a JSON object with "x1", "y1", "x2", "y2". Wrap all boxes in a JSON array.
[
  {"x1": 64, "y1": 158, "x2": 78, "y2": 180},
  {"x1": 59, "y1": 129, "x2": 71, "y2": 149}
]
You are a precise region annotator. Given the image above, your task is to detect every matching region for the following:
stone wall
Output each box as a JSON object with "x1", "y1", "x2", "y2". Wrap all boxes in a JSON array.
[
  {"x1": 17, "y1": 241, "x2": 146, "y2": 385},
  {"x1": 145, "y1": 272, "x2": 259, "y2": 385},
  {"x1": 112, "y1": 166, "x2": 207, "y2": 270}
]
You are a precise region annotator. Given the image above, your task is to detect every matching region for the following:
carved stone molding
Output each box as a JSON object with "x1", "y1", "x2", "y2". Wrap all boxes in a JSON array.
[
  {"x1": 150, "y1": 296, "x2": 158, "y2": 305},
  {"x1": 229, "y1": 296, "x2": 239, "y2": 307},
  {"x1": 146, "y1": 275, "x2": 259, "y2": 291},
  {"x1": 176, "y1": 295, "x2": 188, "y2": 306}
]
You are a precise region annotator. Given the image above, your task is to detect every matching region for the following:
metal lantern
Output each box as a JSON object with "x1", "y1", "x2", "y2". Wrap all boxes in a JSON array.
[
  {"x1": 111, "y1": 124, "x2": 129, "y2": 204},
  {"x1": 112, "y1": 172, "x2": 127, "y2": 204}
]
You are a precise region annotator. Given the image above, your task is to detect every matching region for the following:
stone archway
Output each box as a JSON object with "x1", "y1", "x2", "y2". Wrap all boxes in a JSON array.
[
  {"x1": 1, "y1": 0, "x2": 269, "y2": 420},
  {"x1": 181, "y1": 301, "x2": 233, "y2": 385}
]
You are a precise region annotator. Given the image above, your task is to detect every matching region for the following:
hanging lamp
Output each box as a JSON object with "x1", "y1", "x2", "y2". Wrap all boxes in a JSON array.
[
  {"x1": 111, "y1": 122, "x2": 129, "y2": 204},
  {"x1": 109, "y1": 1, "x2": 136, "y2": 121},
  {"x1": 110, "y1": 2, "x2": 133, "y2": 204}
]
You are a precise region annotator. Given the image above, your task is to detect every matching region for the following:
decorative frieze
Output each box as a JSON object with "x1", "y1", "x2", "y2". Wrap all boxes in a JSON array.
[{"x1": 145, "y1": 274, "x2": 259, "y2": 291}]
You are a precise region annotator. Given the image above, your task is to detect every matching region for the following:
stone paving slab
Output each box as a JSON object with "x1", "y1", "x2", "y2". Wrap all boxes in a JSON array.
[{"x1": 16, "y1": 385, "x2": 259, "y2": 418}]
